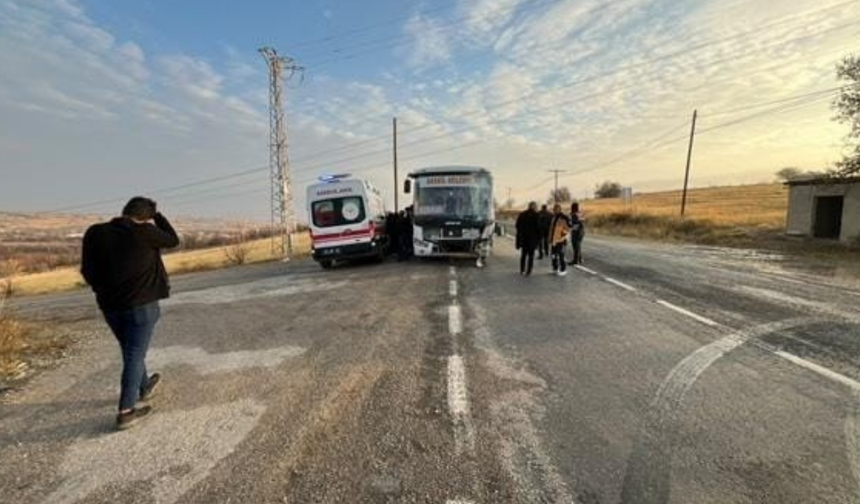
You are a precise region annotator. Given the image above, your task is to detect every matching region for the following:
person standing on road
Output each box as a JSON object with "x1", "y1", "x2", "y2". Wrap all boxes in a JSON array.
[
  {"x1": 81, "y1": 197, "x2": 180, "y2": 430},
  {"x1": 549, "y1": 203, "x2": 572, "y2": 276},
  {"x1": 537, "y1": 204, "x2": 552, "y2": 260},
  {"x1": 515, "y1": 201, "x2": 541, "y2": 276},
  {"x1": 397, "y1": 206, "x2": 414, "y2": 261},
  {"x1": 568, "y1": 202, "x2": 585, "y2": 266}
]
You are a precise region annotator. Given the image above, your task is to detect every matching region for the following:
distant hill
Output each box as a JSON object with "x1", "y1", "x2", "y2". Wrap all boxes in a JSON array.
[{"x1": 0, "y1": 212, "x2": 271, "y2": 275}]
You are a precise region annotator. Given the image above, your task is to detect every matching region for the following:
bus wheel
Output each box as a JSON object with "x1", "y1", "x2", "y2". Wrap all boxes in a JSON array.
[{"x1": 320, "y1": 260, "x2": 334, "y2": 270}]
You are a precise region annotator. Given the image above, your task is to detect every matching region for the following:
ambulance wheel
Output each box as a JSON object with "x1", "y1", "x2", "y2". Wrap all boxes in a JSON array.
[{"x1": 320, "y1": 260, "x2": 333, "y2": 270}]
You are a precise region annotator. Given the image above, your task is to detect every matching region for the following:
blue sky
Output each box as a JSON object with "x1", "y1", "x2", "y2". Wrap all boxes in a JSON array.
[{"x1": 0, "y1": 0, "x2": 857, "y2": 220}]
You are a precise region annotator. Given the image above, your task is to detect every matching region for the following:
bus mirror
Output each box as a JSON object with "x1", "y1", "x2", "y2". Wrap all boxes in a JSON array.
[{"x1": 404, "y1": 179, "x2": 412, "y2": 194}]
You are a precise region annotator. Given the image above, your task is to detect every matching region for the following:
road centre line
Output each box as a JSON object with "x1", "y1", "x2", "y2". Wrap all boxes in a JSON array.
[
  {"x1": 450, "y1": 280, "x2": 458, "y2": 298},
  {"x1": 605, "y1": 277, "x2": 637, "y2": 292},
  {"x1": 656, "y1": 300, "x2": 720, "y2": 327},
  {"x1": 447, "y1": 355, "x2": 470, "y2": 419},
  {"x1": 449, "y1": 305, "x2": 462, "y2": 336}
]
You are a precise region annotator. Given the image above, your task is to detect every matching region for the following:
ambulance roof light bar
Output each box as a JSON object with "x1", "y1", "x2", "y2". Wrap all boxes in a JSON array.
[{"x1": 318, "y1": 174, "x2": 351, "y2": 183}]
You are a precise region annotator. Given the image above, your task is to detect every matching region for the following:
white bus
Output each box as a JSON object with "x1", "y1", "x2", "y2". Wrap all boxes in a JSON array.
[
  {"x1": 405, "y1": 166, "x2": 495, "y2": 267},
  {"x1": 306, "y1": 176, "x2": 388, "y2": 269}
]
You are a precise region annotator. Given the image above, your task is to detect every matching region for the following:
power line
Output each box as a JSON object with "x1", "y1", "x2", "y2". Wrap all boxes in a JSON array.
[
  {"x1": 302, "y1": 0, "x2": 561, "y2": 66},
  {"x1": 40, "y1": 7, "x2": 857, "y2": 214},
  {"x1": 143, "y1": 88, "x2": 843, "y2": 212},
  {"x1": 300, "y1": 12, "x2": 860, "y2": 169},
  {"x1": 44, "y1": 165, "x2": 269, "y2": 213},
  {"x1": 285, "y1": 1, "x2": 458, "y2": 50},
  {"x1": 292, "y1": 31, "x2": 852, "y2": 182},
  {"x1": 701, "y1": 86, "x2": 843, "y2": 118}
]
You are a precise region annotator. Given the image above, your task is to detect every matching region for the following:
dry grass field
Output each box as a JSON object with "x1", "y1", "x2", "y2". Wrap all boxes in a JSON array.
[
  {"x1": 580, "y1": 183, "x2": 789, "y2": 245},
  {"x1": 7, "y1": 233, "x2": 311, "y2": 298},
  {"x1": 583, "y1": 183, "x2": 788, "y2": 228}
]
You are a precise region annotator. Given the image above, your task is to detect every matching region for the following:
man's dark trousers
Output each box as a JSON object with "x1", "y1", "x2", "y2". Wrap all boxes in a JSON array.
[
  {"x1": 520, "y1": 247, "x2": 535, "y2": 275},
  {"x1": 103, "y1": 302, "x2": 160, "y2": 411},
  {"x1": 551, "y1": 243, "x2": 567, "y2": 273},
  {"x1": 538, "y1": 232, "x2": 549, "y2": 259}
]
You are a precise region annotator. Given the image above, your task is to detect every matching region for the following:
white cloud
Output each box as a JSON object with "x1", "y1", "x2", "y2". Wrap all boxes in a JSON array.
[
  {"x1": 1, "y1": 0, "x2": 856, "y2": 216},
  {"x1": 403, "y1": 13, "x2": 453, "y2": 69},
  {"x1": 461, "y1": 0, "x2": 529, "y2": 41}
]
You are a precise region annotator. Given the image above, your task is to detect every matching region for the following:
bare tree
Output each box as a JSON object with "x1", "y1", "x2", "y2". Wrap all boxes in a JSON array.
[
  {"x1": 834, "y1": 54, "x2": 860, "y2": 176},
  {"x1": 775, "y1": 167, "x2": 804, "y2": 182},
  {"x1": 224, "y1": 230, "x2": 250, "y2": 266},
  {"x1": 594, "y1": 181, "x2": 623, "y2": 199},
  {"x1": 548, "y1": 187, "x2": 572, "y2": 204}
]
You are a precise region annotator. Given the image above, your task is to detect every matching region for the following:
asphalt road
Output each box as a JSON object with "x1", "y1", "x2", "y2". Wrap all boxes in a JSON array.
[{"x1": 2, "y1": 234, "x2": 860, "y2": 503}]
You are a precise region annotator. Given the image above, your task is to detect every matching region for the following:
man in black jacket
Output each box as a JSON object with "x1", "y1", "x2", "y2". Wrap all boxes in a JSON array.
[
  {"x1": 568, "y1": 202, "x2": 586, "y2": 266},
  {"x1": 515, "y1": 201, "x2": 541, "y2": 276},
  {"x1": 537, "y1": 204, "x2": 552, "y2": 259},
  {"x1": 81, "y1": 197, "x2": 180, "y2": 430}
]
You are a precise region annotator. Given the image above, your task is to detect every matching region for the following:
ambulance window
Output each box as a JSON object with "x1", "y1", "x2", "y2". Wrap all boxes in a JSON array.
[
  {"x1": 312, "y1": 197, "x2": 366, "y2": 227},
  {"x1": 313, "y1": 201, "x2": 336, "y2": 227}
]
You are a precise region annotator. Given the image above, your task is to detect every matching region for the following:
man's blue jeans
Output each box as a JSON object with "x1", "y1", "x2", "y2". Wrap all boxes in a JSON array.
[{"x1": 103, "y1": 302, "x2": 160, "y2": 411}]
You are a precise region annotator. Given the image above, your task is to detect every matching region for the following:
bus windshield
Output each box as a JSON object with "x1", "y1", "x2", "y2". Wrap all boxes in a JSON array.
[{"x1": 414, "y1": 174, "x2": 492, "y2": 220}]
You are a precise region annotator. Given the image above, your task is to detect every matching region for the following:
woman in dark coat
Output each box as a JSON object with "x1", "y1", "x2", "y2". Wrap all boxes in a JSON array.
[{"x1": 515, "y1": 201, "x2": 541, "y2": 276}]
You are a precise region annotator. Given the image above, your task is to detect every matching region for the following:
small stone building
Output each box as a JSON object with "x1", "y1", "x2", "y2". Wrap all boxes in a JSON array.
[{"x1": 785, "y1": 176, "x2": 860, "y2": 242}]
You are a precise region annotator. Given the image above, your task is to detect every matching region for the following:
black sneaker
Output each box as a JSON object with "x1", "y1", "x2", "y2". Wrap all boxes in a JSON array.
[
  {"x1": 140, "y1": 373, "x2": 161, "y2": 402},
  {"x1": 116, "y1": 405, "x2": 153, "y2": 430}
]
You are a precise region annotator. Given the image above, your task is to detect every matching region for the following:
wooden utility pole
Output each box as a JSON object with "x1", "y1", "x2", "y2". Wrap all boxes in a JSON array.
[
  {"x1": 393, "y1": 117, "x2": 399, "y2": 213},
  {"x1": 547, "y1": 169, "x2": 567, "y2": 203},
  {"x1": 681, "y1": 109, "x2": 698, "y2": 217}
]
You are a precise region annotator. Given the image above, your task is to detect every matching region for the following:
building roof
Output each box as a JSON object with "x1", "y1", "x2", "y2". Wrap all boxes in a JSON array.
[{"x1": 785, "y1": 175, "x2": 860, "y2": 186}]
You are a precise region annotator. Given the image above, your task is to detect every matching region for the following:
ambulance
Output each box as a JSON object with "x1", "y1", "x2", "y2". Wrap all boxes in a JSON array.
[{"x1": 306, "y1": 175, "x2": 389, "y2": 269}]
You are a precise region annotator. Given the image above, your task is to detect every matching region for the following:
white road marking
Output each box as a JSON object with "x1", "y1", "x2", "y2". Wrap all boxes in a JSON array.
[
  {"x1": 574, "y1": 265, "x2": 598, "y2": 275},
  {"x1": 449, "y1": 305, "x2": 462, "y2": 336},
  {"x1": 447, "y1": 356, "x2": 469, "y2": 416},
  {"x1": 775, "y1": 351, "x2": 860, "y2": 391},
  {"x1": 651, "y1": 318, "x2": 821, "y2": 412},
  {"x1": 738, "y1": 285, "x2": 860, "y2": 321},
  {"x1": 449, "y1": 280, "x2": 458, "y2": 298},
  {"x1": 446, "y1": 500, "x2": 475, "y2": 504},
  {"x1": 149, "y1": 345, "x2": 306, "y2": 375},
  {"x1": 449, "y1": 266, "x2": 457, "y2": 277},
  {"x1": 447, "y1": 355, "x2": 475, "y2": 453},
  {"x1": 43, "y1": 399, "x2": 266, "y2": 504},
  {"x1": 656, "y1": 300, "x2": 720, "y2": 327},
  {"x1": 605, "y1": 277, "x2": 637, "y2": 292}
]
